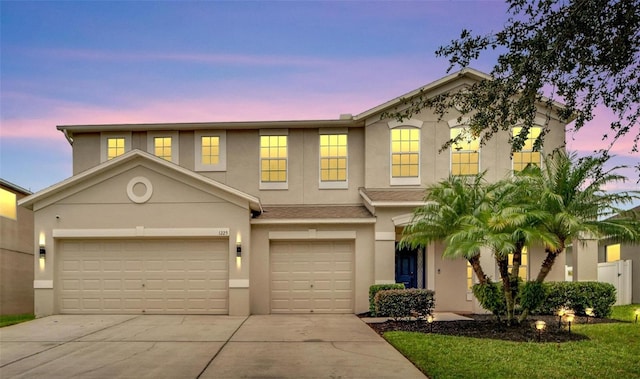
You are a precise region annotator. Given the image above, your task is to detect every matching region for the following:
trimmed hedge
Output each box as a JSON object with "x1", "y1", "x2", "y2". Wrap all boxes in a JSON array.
[
  {"x1": 374, "y1": 289, "x2": 435, "y2": 321},
  {"x1": 535, "y1": 281, "x2": 616, "y2": 318},
  {"x1": 369, "y1": 283, "x2": 405, "y2": 316},
  {"x1": 472, "y1": 281, "x2": 506, "y2": 318}
]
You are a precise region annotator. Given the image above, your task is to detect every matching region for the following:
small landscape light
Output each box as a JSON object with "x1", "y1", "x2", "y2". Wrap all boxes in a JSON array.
[
  {"x1": 427, "y1": 314, "x2": 434, "y2": 332},
  {"x1": 563, "y1": 311, "x2": 575, "y2": 333},
  {"x1": 557, "y1": 307, "x2": 567, "y2": 328},
  {"x1": 534, "y1": 320, "x2": 546, "y2": 342},
  {"x1": 635, "y1": 308, "x2": 640, "y2": 324},
  {"x1": 585, "y1": 308, "x2": 594, "y2": 323}
]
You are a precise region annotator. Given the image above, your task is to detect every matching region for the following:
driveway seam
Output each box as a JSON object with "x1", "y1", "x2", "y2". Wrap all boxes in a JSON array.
[
  {"x1": 195, "y1": 315, "x2": 249, "y2": 379},
  {"x1": 0, "y1": 315, "x2": 141, "y2": 368}
]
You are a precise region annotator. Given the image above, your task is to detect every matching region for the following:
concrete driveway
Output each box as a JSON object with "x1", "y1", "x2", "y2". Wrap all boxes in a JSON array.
[{"x1": 0, "y1": 314, "x2": 426, "y2": 378}]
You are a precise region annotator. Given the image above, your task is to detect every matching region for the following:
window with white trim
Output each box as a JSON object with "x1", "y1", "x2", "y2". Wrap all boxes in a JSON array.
[
  {"x1": 195, "y1": 131, "x2": 226, "y2": 171},
  {"x1": 260, "y1": 133, "x2": 288, "y2": 189},
  {"x1": 390, "y1": 128, "x2": 420, "y2": 185},
  {"x1": 512, "y1": 127, "x2": 542, "y2": 171},
  {"x1": 147, "y1": 131, "x2": 179, "y2": 163},
  {"x1": 450, "y1": 128, "x2": 480, "y2": 176},
  {"x1": 319, "y1": 133, "x2": 348, "y2": 189},
  {"x1": 100, "y1": 132, "x2": 131, "y2": 162}
]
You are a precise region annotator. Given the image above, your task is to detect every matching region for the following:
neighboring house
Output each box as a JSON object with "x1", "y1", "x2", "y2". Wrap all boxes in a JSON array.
[
  {"x1": 599, "y1": 205, "x2": 640, "y2": 303},
  {"x1": 1, "y1": 179, "x2": 34, "y2": 315},
  {"x1": 19, "y1": 68, "x2": 570, "y2": 317}
]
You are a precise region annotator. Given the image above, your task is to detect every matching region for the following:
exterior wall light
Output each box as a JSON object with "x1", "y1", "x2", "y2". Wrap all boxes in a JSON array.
[
  {"x1": 39, "y1": 245, "x2": 46, "y2": 259},
  {"x1": 38, "y1": 232, "x2": 46, "y2": 271},
  {"x1": 534, "y1": 320, "x2": 546, "y2": 342},
  {"x1": 236, "y1": 233, "x2": 242, "y2": 258}
]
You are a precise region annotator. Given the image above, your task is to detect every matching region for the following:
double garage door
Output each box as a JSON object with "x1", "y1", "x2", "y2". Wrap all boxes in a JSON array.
[
  {"x1": 270, "y1": 241, "x2": 354, "y2": 313},
  {"x1": 57, "y1": 238, "x2": 228, "y2": 314}
]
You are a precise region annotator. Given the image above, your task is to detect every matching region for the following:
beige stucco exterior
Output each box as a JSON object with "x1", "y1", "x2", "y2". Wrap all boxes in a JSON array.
[
  {"x1": 21, "y1": 68, "x2": 580, "y2": 317},
  {"x1": 1, "y1": 180, "x2": 34, "y2": 315}
]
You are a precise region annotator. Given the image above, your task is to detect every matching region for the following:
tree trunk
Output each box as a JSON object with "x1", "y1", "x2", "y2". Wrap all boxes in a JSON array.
[
  {"x1": 496, "y1": 254, "x2": 514, "y2": 324},
  {"x1": 468, "y1": 254, "x2": 489, "y2": 285},
  {"x1": 535, "y1": 246, "x2": 563, "y2": 283}
]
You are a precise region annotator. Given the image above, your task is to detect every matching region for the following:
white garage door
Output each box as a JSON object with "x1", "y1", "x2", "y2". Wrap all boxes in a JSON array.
[
  {"x1": 57, "y1": 239, "x2": 228, "y2": 314},
  {"x1": 270, "y1": 241, "x2": 354, "y2": 313}
]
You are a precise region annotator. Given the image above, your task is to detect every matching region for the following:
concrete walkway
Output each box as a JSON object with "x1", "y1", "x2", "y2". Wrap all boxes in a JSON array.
[
  {"x1": 362, "y1": 311, "x2": 474, "y2": 324},
  {"x1": 0, "y1": 314, "x2": 426, "y2": 379}
]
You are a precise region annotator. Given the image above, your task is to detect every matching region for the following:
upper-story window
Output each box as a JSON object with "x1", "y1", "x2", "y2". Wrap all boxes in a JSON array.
[
  {"x1": 147, "y1": 131, "x2": 179, "y2": 163},
  {"x1": 100, "y1": 132, "x2": 131, "y2": 162},
  {"x1": 195, "y1": 131, "x2": 226, "y2": 171},
  {"x1": 512, "y1": 126, "x2": 541, "y2": 171},
  {"x1": 0, "y1": 188, "x2": 17, "y2": 220},
  {"x1": 319, "y1": 132, "x2": 348, "y2": 189},
  {"x1": 450, "y1": 128, "x2": 480, "y2": 176},
  {"x1": 260, "y1": 131, "x2": 288, "y2": 189}
]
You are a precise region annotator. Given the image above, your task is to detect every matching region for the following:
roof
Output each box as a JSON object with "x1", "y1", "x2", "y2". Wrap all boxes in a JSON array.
[
  {"x1": 18, "y1": 149, "x2": 263, "y2": 213},
  {"x1": 0, "y1": 178, "x2": 32, "y2": 195},
  {"x1": 359, "y1": 188, "x2": 426, "y2": 207},
  {"x1": 251, "y1": 205, "x2": 375, "y2": 224}
]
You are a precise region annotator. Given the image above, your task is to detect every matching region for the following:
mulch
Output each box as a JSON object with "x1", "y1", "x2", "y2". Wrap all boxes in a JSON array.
[{"x1": 365, "y1": 314, "x2": 624, "y2": 343}]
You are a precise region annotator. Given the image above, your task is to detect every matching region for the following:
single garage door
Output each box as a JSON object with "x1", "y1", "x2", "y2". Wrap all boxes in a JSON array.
[
  {"x1": 270, "y1": 240, "x2": 354, "y2": 313},
  {"x1": 57, "y1": 238, "x2": 228, "y2": 314}
]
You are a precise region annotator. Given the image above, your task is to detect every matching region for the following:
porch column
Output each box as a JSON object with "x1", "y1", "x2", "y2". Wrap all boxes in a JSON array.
[{"x1": 374, "y1": 232, "x2": 396, "y2": 284}]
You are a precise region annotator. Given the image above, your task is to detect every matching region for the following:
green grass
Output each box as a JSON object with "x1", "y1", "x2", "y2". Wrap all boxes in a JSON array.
[
  {"x1": 610, "y1": 304, "x2": 640, "y2": 322},
  {"x1": 0, "y1": 313, "x2": 35, "y2": 328},
  {"x1": 384, "y1": 304, "x2": 640, "y2": 379}
]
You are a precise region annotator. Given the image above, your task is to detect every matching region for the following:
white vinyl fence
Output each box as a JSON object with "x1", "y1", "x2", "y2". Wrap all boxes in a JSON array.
[{"x1": 597, "y1": 260, "x2": 633, "y2": 305}]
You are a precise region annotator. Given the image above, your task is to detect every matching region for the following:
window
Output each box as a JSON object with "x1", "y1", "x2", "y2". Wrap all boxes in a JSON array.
[
  {"x1": 512, "y1": 127, "x2": 542, "y2": 171},
  {"x1": 0, "y1": 188, "x2": 17, "y2": 220},
  {"x1": 260, "y1": 134, "x2": 288, "y2": 189},
  {"x1": 147, "y1": 131, "x2": 179, "y2": 163},
  {"x1": 319, "y1": 133, "x2": 347, "y2": 188},
  {"x1": 195, "y1": 131, "x2": 226, "y2": 171},
  {"x1": 107, "y1": 138, "x2": 126, "y2": 160},
  {"x1": 466, "y1": 261, "x2": 474, "y2": 290},
  {"x1": 154, "y1": 137, "x2": 172, "y2": 161},
  {"x1": 606, "y1": 244, "x2": 621, "y2": 262},
  {"x1": 100, "y1": 132, "x2": 131, "y2": 162},
  {"x1": 391, "y1": 128, "x2": 420, "y2": 184},
  {"x1": 450, "y1": 128, "x2": 480, "y2": 176},
  {"x1": 508, "y1": 247, "x2": 528, "y2": 280}
]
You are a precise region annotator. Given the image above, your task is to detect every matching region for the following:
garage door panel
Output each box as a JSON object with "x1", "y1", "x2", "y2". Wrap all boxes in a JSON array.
[
  {"x1": 270, "y1": 241, "x2": 354, "y2": 314},
  {"x1": 58, "y1": 238, "x2": 229, "y2": 314}
]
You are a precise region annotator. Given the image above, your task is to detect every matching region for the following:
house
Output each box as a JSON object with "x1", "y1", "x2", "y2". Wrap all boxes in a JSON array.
[
  {"x1": 19, "y1": 68, "x2": 569, "y2": 317},
  {"x1": 1, "y1": 178, "x2": 34, "y2": 315},
  {"x1": 599, "y1": 205, "x2": 640, "y2": 303}
]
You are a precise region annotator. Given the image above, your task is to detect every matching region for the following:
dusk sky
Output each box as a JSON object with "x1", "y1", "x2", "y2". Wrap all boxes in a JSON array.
[{"x1": 1, "y1": 1, "x2": 638, "y2": 207}]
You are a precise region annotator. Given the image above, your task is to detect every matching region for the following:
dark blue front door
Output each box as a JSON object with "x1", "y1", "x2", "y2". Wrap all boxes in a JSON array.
[{"x1": 395, "y1": 246, "x2": 417, "y2": 288}]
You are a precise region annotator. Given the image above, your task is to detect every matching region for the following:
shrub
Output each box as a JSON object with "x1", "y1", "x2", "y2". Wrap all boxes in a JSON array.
[
  {"x1": 536, "y1": 281, "x2": 616, "y2": 317},
  {"x1": 369, "y1": 283, "x2": 405, "y2": 316},
  {"x1": 472, "y1": 282, "x2": 506, "y2": 319},
  {"x1": 520, "y1": 281, "x2": 548, "y2": 312},
  {"x1": 374, "y1": 289, "x2": 435, "y2": 321}
]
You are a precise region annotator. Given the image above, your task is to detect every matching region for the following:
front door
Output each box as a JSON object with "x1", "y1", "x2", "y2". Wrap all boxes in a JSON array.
[{"x1": 395, "y1": 246, "x2": 417, "y2": 288}]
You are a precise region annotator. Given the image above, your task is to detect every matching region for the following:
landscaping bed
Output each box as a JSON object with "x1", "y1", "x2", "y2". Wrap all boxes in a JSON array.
[{"x1": 367, "y1": 314, "x2": 623, "y2": 343}]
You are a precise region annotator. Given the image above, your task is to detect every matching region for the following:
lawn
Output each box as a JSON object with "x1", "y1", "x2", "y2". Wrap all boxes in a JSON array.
[
  {"x1": 384, "y1": 304, "x2": 640, "y2": 379},
  {"x1": 0, "y1": 313, "x2": 35, "y2": 328}
]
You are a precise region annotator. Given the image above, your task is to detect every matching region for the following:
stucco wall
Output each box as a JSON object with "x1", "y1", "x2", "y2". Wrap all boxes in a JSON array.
[{"x1": 1, "y1": 188, "x2": 34, "y2": 315}]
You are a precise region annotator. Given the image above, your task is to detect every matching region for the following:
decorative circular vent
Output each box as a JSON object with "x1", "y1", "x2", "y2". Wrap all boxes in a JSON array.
[{"x1": 126, "y1": 176, "x2": 153, "y2": 204}]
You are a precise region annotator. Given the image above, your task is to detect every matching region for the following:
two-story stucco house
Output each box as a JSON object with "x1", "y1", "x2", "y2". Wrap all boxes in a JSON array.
[{"x1": 20, "y1": 68, "x2": 568, "y2": 317}]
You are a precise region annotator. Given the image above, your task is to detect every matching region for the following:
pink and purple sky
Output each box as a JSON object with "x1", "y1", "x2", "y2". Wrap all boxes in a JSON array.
[{"x1": 1, "y1": 1, "x2": 638, "y2": 206}]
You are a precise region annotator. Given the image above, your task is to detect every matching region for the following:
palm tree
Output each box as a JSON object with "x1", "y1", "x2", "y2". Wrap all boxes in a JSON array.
[
  {"x1": 518, "y1": 151, "x2": 640, "y2": 319},
  {"x1": 400, "y1": 174, "x2": 492, "y2": 286}
]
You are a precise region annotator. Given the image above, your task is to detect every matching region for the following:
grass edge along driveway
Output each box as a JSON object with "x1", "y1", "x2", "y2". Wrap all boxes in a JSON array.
[{"x1": 384, "y1": 304, "x2": 640, "y2": 379}]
